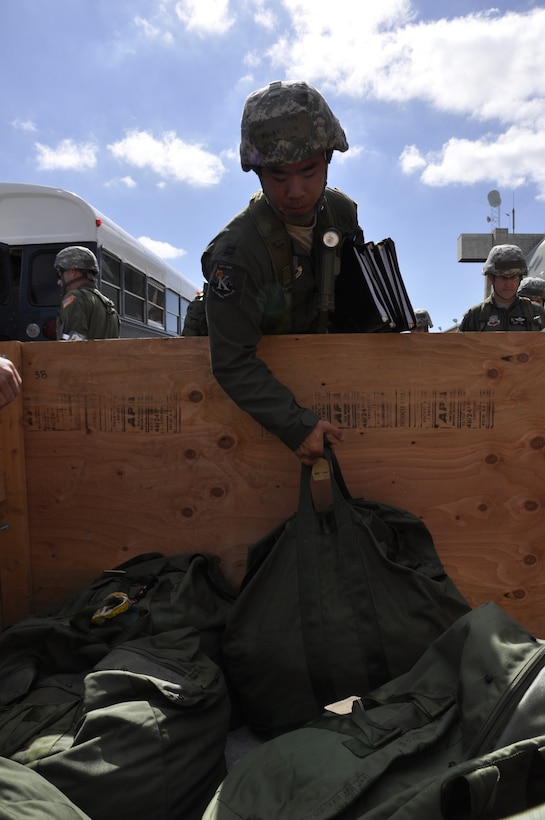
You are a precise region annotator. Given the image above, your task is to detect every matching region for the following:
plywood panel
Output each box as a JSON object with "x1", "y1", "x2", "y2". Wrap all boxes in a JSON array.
[
  {"x1": 15, "y1": 332, "x2": 545, "y2": 635},
  {"x1": 0, "y1": 342, "x2": 31, "y2": 627}
]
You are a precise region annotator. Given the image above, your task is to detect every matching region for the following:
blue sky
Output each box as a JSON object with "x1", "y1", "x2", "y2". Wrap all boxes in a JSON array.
[{"x1": 3, "y1": 0, "x2": 545, "y2": 331}]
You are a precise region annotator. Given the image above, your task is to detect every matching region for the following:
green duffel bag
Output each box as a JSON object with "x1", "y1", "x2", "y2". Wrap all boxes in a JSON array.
[
  {"x1": 27, "y1": 628, "x2": 231, "y2": 820},
  {"x1": 0, "y1": 757, "x2": 91, "y2": 819},
  {"x1": 205, "y1": 602, "x2": 545, "y2": 820},
  {"x1": 222, "y1": 443, "x2": 470, "y2": 732}
]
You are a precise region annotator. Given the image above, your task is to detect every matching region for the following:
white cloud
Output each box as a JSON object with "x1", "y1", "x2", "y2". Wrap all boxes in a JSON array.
[
  {"x1": 174, "y1": 0, "x2": 234, "y2": 35},
  {"x1": 105, "y1": 176, "x2": 138, "y2": 189},
  {"x1": 137, "y1": 236, "x2": 187, "y2": 259},
  {"x1": 135, "y1": 15, "x2": 175, "y2": 45},
  {"x1": 11, "y1": 119, "x2": 37, "y2": 132},
  {"x1": 414, "y1": 127, "x2": 545, "y2": 191},
  {"x1": 265, "y1": 0, "x2": 414, "y2": 95},
  {"x1": 369, "y1": 10, "x2": 545, "y2": 122},
  {"x1": 340, "y1": 144, "x2": 365, "y2": 163},
  {"x1": 266, "y1": 4, "x2": 545, "y2": 118},
  {"x1": 108, "y1": 129, "x2": 226, "y2": 187},
  {"x1": 399, "y1": 145, "x2": 426, "y2": 175},
  {"x1": 253, "y1": 0, "x2": 276, "y2": 30},
  {"x1": 35, "y1": 139, "x2": 98, "y2": 171},
  {"x1": 262, "y1": 3, "x2": 545, "y2": 195}
]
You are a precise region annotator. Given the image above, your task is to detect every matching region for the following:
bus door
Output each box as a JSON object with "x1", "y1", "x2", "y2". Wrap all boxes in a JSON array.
[
  {"x1": 0, "y1": 242, "x2": 18, "y2": 341},
  {"x1": 18, "y1": 245, "x2": 63, "y2": 341}
]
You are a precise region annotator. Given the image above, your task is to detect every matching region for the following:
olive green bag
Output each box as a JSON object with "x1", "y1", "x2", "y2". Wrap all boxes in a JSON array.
[
  {"x1": 222, "y1": 444, "x2": 470, "y2": 733},
  {"x1": 0, "y1": 552, "x2": 236, "y2": 820},
  {"x1": 206, "y1": 603, "x2": 545, "y2": 820}
]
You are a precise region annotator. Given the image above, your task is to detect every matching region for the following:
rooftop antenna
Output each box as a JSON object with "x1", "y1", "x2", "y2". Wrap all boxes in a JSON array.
[
  {"x1": 505, "y1": 193, "x2": 515, "y2": 233},
  {"x1": 486, "y1": 189, "x2": 501, "y2": 228}
]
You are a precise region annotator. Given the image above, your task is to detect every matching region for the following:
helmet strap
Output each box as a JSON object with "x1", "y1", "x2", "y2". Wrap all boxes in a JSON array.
[{"x1": 58, "y1": 271, "x2": 92, "y2": 295}]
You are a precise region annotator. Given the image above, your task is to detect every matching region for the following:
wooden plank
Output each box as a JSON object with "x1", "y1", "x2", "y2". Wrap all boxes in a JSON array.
[
  {"x1": 18, "y1": 333, "x2": 545, "y2": 634},
  {"x1": 0, "y1": 341, "x2": 31, "y2": 627}
]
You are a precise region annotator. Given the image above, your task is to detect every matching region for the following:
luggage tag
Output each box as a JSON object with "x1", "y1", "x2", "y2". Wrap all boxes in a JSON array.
[
  {"x1": 312, "y1": 457, "x2": 330, "y2": 482},
  {"x1": 325, "y1": 695, "x2": 364, "y2": 715}
]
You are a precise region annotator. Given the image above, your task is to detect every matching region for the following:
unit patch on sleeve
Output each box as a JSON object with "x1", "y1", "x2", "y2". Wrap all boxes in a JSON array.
[{"x1": 210, "y1": 264, "x2": 236, "y2": 299}]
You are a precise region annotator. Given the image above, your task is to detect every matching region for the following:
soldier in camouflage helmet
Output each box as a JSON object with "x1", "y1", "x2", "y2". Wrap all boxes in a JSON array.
[
  {"x1": 200, "y1": 81, "x2": 363, "y2": 464},
  {"x1": 54, "y1": 246, "x2": 120, "y2": 341},
  {"x1": 411, "y1": 309, "x2": 433, "y2": 333},
  {"x1": 517, "y1": 275, "x2": 545, "y2": 307},
  {"x1": 458, "y1": 244, "x2": 545, "y2": 331},
  {"x1": 240, "y1": 80, "x2": 348, "y2": 172}
]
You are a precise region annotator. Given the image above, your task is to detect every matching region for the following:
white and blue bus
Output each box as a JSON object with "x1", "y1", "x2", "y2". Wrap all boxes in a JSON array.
[
  {"x1": 0, "y1": 183, "x2": 199, "y2": 341},
  {"x1": 526, "y1": 238, "x2": 545, "y2": 280}
]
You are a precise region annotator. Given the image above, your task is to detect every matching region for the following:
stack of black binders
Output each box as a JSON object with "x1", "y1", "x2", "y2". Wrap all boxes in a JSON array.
[{"x1": 331, "y1": 237, "x2": 416, "y2": 333}]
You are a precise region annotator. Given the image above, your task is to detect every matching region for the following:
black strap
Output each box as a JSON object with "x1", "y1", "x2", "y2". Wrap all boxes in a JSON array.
[
  {"x1": 249, "y1": 191, "x2": 350, "y2": 334},
  {"x1": 324, "y1": 444, "x2": 390, "y2": 691},
  {"x1": 296, "y1": 443, "x2": 390, "y2": 707},
  {"x1": 296, "y1": 458, "x2": 337, "y2": 707},
  {"x1": 248, "y1": 193, "x2": 293, "y2": 291}
]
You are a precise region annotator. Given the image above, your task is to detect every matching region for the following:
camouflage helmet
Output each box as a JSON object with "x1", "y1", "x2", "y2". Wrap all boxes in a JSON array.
[
  {"x1": 54, "y1": 246, "x2": 99, "y2": 278},
  {"x1": 482, "y1": 244, "x2": 527, "y2": 277},
  {"x1": 240, "y1": 80, "x2": 349, "y2": 172},
  {"x1": 414, "y1": 308, "x2": 433, "y2": 329},
  {"x1": 517, "y1": 275, "x2": 545, "y2": 299}
]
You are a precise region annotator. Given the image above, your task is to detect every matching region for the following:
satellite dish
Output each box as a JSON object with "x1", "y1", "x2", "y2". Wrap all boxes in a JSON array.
[{"x1": 487, "y1": 189, "x2": 501, "y2": 208}]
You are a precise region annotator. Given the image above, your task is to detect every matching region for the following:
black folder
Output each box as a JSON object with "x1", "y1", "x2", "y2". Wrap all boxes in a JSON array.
[{"x1": 330, "y1": 238, "x2": 416, "y2": 333}]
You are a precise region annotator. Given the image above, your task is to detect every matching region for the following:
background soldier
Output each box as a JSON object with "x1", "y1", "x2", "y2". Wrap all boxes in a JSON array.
[
  {"x1": 458, "y1": 244, "x2": 545, "y2": 332},
  {"x1": 54, "y1": 246, "x2": 120, "y2": 341},
  {"x1": 411, "y1": 309, "x2": 433, "y2": 333},
  {"x1": 517, "y1": 275, "x2": 545, "y2": 308}
]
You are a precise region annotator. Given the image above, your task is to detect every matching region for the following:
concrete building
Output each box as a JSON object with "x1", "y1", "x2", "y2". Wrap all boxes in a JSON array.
[{"x1": 457, "y1": 227, "x2": 544, "y2": 265}]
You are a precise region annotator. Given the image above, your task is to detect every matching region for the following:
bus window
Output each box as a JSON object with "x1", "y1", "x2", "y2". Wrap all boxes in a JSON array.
[
  {"x1": 101, "y1": 252, "x2": 121, "y2": 311},
  {"x1": 166, "y1": 289, "x2": 180, "y2": 334},
  {"x1": 28, "y1": 251, "x2": 61, "y2": 306},
  {"x1": 180, "y1": 295, "x2": 191, "y2": 327},
  {"x1": 148, "y1": 278, "x2": 165, "y2": 329},
  {"x1": 124, "y1": 265, "x2": 145, "y2": 322}
]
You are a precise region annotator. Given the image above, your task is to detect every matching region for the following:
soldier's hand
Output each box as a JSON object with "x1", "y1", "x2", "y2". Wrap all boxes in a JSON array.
[
  {"x1": 0, "y1": 357, "x2": 21, "y2": 409},
  {"x1": 294, "y1": 420, "x2": 344, "y2": 466}
]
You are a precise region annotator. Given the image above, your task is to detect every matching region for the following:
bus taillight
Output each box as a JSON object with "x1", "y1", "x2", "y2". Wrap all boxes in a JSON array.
[{"x1": 42, "y1": 319, "x2": 57, "y2": 340}]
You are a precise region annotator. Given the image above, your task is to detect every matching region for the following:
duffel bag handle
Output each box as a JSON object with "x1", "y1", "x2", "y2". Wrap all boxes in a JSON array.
[{"x1": 296, "y1": 441, "x2": 389, "y2": 705}]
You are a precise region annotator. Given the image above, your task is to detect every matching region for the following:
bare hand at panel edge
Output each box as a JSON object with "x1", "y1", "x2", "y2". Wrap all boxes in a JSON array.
[{"x1": 294, "y1": 420, "x2": 344, "y2": 466}]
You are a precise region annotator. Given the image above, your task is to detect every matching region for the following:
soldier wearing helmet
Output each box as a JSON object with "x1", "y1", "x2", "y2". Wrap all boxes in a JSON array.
[
  {"x1": 517, "y1": 275, "x2": 545, "y2": 307},
  {"x1": 201, "y1": 80, "x2": 363, "y2": 465},
  {"x1": 54, "y1": 246, "x2": 120, "y2": 341},
  {"x1": 458, "y1": 244, "x2": 545, "y2": 332},
  {"x1": 411, "y1": 309, "x2": 433, "y2": 333}
]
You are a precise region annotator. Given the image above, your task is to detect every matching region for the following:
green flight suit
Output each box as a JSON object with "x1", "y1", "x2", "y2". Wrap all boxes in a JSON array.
[
  {"x1": 458, "y1": 294, "x2": 545, "y2": 332},
  {"x1": 201, "y1": 188, "x2": 360, "y2": 451},
  {"x1": 56, "y1": 283, "x2": 120, "y2": 340}
]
